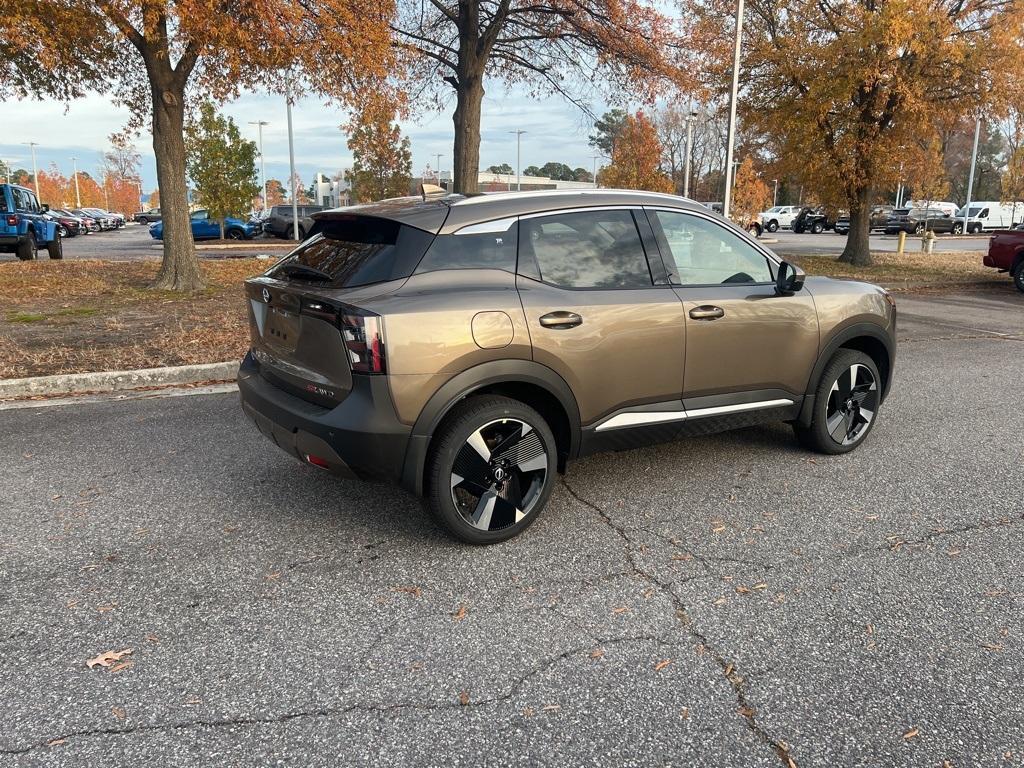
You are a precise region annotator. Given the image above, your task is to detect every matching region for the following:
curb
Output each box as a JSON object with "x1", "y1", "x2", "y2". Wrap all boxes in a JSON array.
[{"x1": 0, "y1": 361, "x2": 239, "y2": 400}]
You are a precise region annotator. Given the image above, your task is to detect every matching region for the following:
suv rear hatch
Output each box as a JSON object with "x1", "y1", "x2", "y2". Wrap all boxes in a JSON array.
[{"x1": 244, "y1": 208, "x2": 443, "y2": 408}]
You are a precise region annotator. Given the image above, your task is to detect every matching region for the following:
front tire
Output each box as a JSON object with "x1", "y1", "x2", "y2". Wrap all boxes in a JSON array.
[
  {"x1": 811, "y1": 221, "x2": 823, "y2": 234},
  {"x1": 226, "y1": 228, "x2": 245, "y2": 240},
  {"x1": 952, "y1": 222, "x2": 963, "y2": 234},
  {"x1": 426, "y1": 395, "x2": 557, "y2": 544},
  {"x1": 794, "y1": 350, "x2": 881, "y2": 455},
  {"x1": 1013, "y1": 262, "x2": 1024, "y2": 293},
  {"x1": 766, "y1": 220, "x2": 779, "y2": 233},
  {"x1": 914, "y1": 222, "x2": 925, "y2": 235},
  {"x1": 47, "y1": 235, "x2": 63, "y2": 260}
]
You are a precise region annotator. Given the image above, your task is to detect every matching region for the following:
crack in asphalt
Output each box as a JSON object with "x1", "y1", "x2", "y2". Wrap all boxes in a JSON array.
[
  {"x1": 560, "y1": 479, "x2": 798, "y2": 768},
  {"x1": 0, "y1": 634, "x2": 672, "y2": 756},
  {"x1": 875, "y1": 513, "x2": 1024, "y2": 552}
]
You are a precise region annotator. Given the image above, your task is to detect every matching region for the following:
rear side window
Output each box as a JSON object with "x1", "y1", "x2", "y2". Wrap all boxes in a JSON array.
[
  {"x1": 0, "y1": 189, "x2": 8, "y2": 214},
  {"x1": 416, "y1": 218, "x2": 517, "y2": 274},
  {"x1": 266, "y1": 216, "x2": 434, "y2": 288},
  {"x1": 518, "y1": 210, "x2": 652, "y2": 289}
]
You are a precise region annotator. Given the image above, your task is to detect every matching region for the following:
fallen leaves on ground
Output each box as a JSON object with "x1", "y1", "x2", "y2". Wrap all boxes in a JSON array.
[
  {"x1": 86, "y1": 649, "x2": 132, "y2": 669},
  {"x1": 452, "y1": 605, "x2": 467, "y2": 621},
  {"x1": 590, "y1": 648, "x2": 605, "y2": 659},
  {"x1": 654, "y1": 659, "x2": 672, "y2": 671},
  {"x1": 111, "y1": 706, "x2": 126, "y2": 720},
  {"x1": 393, "y1": 585, "x2": 423, "y2": 598},
  {"x1": 903, "y1": 727, "x2": 920, "y2": 740},
  {"x1": 458, "y1": 690, "x2": 470, "y2": 705}
]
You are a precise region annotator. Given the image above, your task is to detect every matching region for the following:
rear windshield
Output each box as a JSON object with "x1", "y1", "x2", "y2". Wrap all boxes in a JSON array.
[{"x1": 265, "y1": 216, "x2": 434, "y2": 288}]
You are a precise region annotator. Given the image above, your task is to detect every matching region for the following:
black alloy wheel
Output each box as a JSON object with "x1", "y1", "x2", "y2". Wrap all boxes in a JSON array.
[
  {"x1": 823, "y1": 362, "x2": 878, "y2": 447},
  {"x1": 1013, "y1": 262, "x2": 1024, "y2": 293},
  {"x1": 426, "y1": 396, "x2": 557, "y2": 544},
  {"x1": 793, "y1": 349, "x2": 881, "y2": 454}
]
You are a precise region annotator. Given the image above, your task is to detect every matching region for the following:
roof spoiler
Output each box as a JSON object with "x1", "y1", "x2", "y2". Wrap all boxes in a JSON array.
[{"x1": 420, "y1": 183, "x2": 447, "y2": 201}]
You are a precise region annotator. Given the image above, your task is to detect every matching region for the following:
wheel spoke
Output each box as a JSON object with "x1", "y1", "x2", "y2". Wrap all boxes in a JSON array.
[
  {"x1": 827, "y1": 409, "x2": 847, "y2": 441},
  {"x1": 471, "y1": 491, "x2": 497, "y2": 530},
  {"x1": 466, "y1": 428, "x2": 491, "y2": 461}
]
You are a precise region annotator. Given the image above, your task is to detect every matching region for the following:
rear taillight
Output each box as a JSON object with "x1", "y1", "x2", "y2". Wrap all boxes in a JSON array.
[
  {"x1": 5, "y1": 215, "x2": 16, "y2": 226},
  {"x1": 340, "y1": 307, "x2": 386, "y2": 374}
]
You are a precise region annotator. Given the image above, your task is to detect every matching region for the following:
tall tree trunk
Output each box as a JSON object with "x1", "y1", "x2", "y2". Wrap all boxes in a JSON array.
[
  {"x1": 149, "y1": 74, "x2": 204, "y2": 291},
  {"x1": 839, "y1": 184, "x2": 873, "y2": 266},
  {"x1": 452, "y1": 74, "x2": 484, "y2": 194}
]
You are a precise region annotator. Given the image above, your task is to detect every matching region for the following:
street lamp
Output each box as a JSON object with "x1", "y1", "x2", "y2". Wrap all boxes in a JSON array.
[
  {"x1": 683, "y1": 113, "x2": 697, "y2": 198},
  {"x1": 249, "y1": 120, "x2": 269, "y2": 212},
  {"x1": 509, "y1": 130, "x2": 526, "y2": 191},
  {"x1": 23, "y1": 142, "x2": 40, "y2": 198},
  {"x1": 591, "y1": 154, "x2": 601, "y2": 188},
  {"x1": 284, "y1": 73, "x2": 299, "y2": 241},
  {"x1": 772, "y1": 179, "x2": 779, "y2": 206},
  {"x1": 71, "y1": 156, "x2": 81, "y2": 207},
  {"x1": 721, "y1": 0, "x2": 745, "y2": 218},
  {"x1": 434, "y1": 154, "x2": 444, "y2": 187},
  {"x1": 962, "y1": 116, "x2": 981, "y2": 236}
]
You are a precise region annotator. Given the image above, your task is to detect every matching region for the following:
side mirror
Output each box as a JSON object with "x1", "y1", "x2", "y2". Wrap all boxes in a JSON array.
[
  {"x1": 776, "y1": 261, "x2": 805, "y2": 294},
  {"x1": 41, "y1": 204, "x2": 49, "y2": 212}
]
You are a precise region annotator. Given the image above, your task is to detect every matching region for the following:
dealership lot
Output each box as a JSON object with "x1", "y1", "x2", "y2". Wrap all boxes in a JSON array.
[{"x1": 1, "y1": 289, "x2": 1022, "y2": 767}]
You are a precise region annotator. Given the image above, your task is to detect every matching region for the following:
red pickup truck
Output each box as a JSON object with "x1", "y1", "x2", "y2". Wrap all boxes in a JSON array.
[{"x1": 984, "y1": 226, "x2": 1024, "y2": 292}]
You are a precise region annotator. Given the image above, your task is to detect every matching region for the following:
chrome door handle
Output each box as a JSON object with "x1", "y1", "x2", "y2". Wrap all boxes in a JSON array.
[
  {"x1": 539, "y1": 311, "x2": 583, "y2": 329},
  {"x1": 689, "y1": 305, "x2": 725, "y2": 320}
]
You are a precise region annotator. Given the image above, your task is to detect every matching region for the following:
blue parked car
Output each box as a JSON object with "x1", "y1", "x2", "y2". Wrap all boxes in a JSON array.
[
  {"x1": 0, "y1": 183, "x2": 63, "y2": 260},
  {"x1": 148, "y1": 209, "x2": 256, "y2": 241}
]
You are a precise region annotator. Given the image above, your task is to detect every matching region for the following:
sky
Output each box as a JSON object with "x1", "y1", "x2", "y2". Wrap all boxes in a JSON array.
[{"x1": 1, "y1": 84, "x2": 606, "y2": 198}]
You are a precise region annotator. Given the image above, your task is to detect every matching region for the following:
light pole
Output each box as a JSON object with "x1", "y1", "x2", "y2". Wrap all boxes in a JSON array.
[
  {"x1": 434, "y1": 154, "x2": 444, "y2": 187},
  {"x1": 285, "y1": 74, "x2": 299, "y2": 241},
  {"x1": 71, "y1": 156, "x2": 81, "y2": 207},
  {"x1": 962, "y1": 116, "x2": 981, "y2": 236},
  {"x1": 509, "y1": 130, "x2": 526, "y2": 191},
  {"x1": 249, "y1": 120, "x2": 269, "y2": 212},
  {"x1": 683, "y1": 113, "x2": 696, "y2": 198},
  {"x1": 23, "y1": 142, "x2": 40, "y2": 198},
  {"x1": 722, "y1": 0, "x2": 745, "y2": 218},
  {"x1": 772, "y1": 179, "x2": 779, "y2": 206},
  {"x1": 591, "y1": 154, "x2": 601, "y2": 188}
]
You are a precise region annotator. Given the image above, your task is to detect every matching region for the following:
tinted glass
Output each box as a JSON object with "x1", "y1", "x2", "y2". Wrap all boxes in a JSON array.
[
  {"x1": 416, "y1": 219, "x2": 517, "y2": 274},
  {"x1": 0, "y1": 189, "x2": 8, "y2": 214},
  {"x1": 191, "y1": 210, "x2": 208, "y2": 220},
  {"x1": 649, "y1": 210, "x2": 773, "y2": 286},
  {"x1": 266, "y1": 216, "x2": 434, "y2": 288},
  {"x1": 12, "y1": 187, "x2": 33, "y2": 212},
  {"x1": 519, "y1": 210, "x2": 652, "y2": 289}
]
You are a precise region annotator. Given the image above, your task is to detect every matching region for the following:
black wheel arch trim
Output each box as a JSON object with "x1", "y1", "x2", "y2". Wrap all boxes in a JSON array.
[
  {"x1": 798, "y1": 322, "x2": 894, "y2": 427},
  {"x1": 399, "y1": 359, "x2": 582, "y2": 496}
]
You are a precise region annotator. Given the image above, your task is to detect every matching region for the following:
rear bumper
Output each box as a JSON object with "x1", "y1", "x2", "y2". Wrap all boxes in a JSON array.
[
  {"x1": 0, "y1": 235, "x2": 23, "y2": 246},
  {"x1": 237, "y1": 352, "x2": 412, "y2": 484}
]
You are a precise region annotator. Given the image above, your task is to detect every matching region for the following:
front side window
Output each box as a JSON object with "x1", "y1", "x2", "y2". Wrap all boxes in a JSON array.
[
  {"x1": 191, "y1": 210, "x2": 209, "y2": 221},
  {"x1": 518, "y1": 209, "x2": 652, "y2": 289},
  {"x1": 648, "y1": 209, "x2": 774, "y2": 286},
  {"x1": 416, "y1": 218, "x2": 517, "y2": 274}
]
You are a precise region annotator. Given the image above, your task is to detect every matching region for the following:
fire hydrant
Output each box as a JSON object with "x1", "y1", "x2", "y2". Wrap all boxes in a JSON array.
[{"x1": 921, "y1": 231, "x2": 936, "y2": 254}]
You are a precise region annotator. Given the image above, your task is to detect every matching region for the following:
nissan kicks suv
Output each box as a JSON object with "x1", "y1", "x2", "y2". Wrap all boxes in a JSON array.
[{"x1": 239, "y1": 190, "x2": 896, "y2": 544}]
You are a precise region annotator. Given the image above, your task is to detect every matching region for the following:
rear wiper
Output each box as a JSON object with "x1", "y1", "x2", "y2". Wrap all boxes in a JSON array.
[{"x1": 279, "y1": 263, "x2": 332, "y2": 281}]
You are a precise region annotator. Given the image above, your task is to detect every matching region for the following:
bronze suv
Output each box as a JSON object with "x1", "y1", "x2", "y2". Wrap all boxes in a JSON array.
[{"x1": 239, "y1": 189, "x2": 896, "y2": 543}]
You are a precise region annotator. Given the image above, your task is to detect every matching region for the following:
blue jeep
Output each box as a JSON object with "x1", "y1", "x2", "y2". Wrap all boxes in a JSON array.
[{"x1": 0, "y1": 183, "x2": 63, "y2": 260}]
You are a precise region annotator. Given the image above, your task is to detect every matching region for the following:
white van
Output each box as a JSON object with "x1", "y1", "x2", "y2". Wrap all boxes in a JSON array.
[
  {"x1": 954, "y1": 202, "x2": 1024, "y2": 233},
  {"x1": 906, "y1": 200, "x2": 959, "y2": 217}
]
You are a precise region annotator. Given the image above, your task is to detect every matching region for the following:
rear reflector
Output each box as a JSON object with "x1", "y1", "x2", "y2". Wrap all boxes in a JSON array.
[{"x1": 305, "y1": 454, "x2": 330, "y2": 469}]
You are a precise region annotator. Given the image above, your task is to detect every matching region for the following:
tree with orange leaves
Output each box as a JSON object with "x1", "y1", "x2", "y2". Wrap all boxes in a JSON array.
[
  {"x1": 36, "y1": 166, "x2": 71, "y2": 208},
  {"x1": 598, "y1": 112, "x2": 674, "y2": 194},
  {"x1": 688, "y1": 0, "x2": 1024, "y2": 265},
  {"x1": 731, "y1": 158, "x2": 771, "y2": 228},
  {"x1": 393, "y1": 0, "x2": 692, "y2": 193},
  {"x1": 344, "y1": 103, "x2": 412, "y2": 203},
  {"x1": 0, "y1": 1, "x2": 394, "y2": 291}
]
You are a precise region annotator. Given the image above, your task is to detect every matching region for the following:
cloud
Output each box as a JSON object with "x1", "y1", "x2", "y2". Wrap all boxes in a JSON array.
[{"x1": 2, "y1": 83, "x2": 609, "y2": 191}]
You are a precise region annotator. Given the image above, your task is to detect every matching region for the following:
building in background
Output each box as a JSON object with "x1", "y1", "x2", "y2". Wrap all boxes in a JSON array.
[{"x1": 311, "y1": 172, "x2": 351, "y2": 207}]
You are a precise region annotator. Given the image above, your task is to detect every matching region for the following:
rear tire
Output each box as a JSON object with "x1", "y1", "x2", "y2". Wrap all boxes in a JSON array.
[
  {"x1": 1013, "y1": 261, "x2": 1024, "y2": 293},
  {"x1": 47, "y1": 235, "x2": 63, "y2": 260},
  {"x1": 914, "y1": 222, "x2": 925, "y2": 235},
  {"x1": 794, "y1": 350, "x2": 881, "y2": 455},
  {"x1": 766, "y1": 220, "x2": 779, "y2": 233},
  {"x1": 16, "y1": 234, "x2": 38, "y2": 261},
  {"x1": 952, "y1": 222, "x2": 963, "y2": 234},
  {"x1": 425, "y1": 395, "x2": 557, "y2": 544},
  {"x1": 811, "y1": 221, "x2": 823, "y2": 234}
]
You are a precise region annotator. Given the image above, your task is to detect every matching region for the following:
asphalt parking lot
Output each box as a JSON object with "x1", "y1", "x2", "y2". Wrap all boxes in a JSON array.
[
  {"x1": 769, "y1": 229, "x2": 992, "y2": 255},
  {"x1": 40, "y1": 224, "x2": 289, "y2": 261},
  {"x1": 2, "y1": 289, "x2": 1022, "y2": 766}
]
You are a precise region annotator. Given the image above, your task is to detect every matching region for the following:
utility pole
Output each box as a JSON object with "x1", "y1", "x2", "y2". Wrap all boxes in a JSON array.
[
  {"x1": 591, "y1": 154, "x2": 601, "y2": 188},
  {"x1": 71, "y1": 156, "x2": 81, "y2": 207},
  {"x1": 963, "y1": 116, "x2": 981, "y2": 236},
  {"x1": 23, "y1": 142, "x2": 40, "y2": 198},
  {"x1": 683, "y1": 113, "x2": 696, "y2": 198},
  {"x1": 722, "y1": 0, "x2": 745, "y2": 218},
  {"x1": 285, "y1": 73, "x2": 299, "y2": 241},
  {"x1": 509, "y1": 130, "x2": 526, "y2": 191},
  {"x1": 772, "y1": 179, "x2": 779, "y2": 206},
  {"x1": 249, "y1": 120, "x2": 269, "y2": 212},
  {"x1": 434, "y1": 154, "x2": 444, "y2": 187}
]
